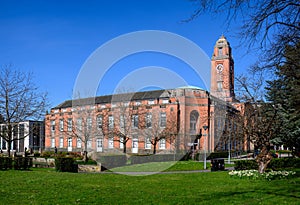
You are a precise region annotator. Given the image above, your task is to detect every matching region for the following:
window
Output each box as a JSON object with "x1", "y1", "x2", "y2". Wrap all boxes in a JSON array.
[
  {"x1": 67, "y1": 118, "x2": 72, "y2": 131},
  {"x1": 97, "y1": 138, "x2": 103, "y2": 152},
  {"x1": 160, "y1": 112, "x2": 166, "y2": 127},
  {"x1": 51, "y1": 138, "x2": 55, "y2": 148},
  {"x1": 120, "y1": 115, "x2": 125, "y2": 129},
  {"x1": 190, "y1": 111, "x2": 199, "y2": 132},
  {"x1": 108, "y1": 137, "x2": 114, "y2": 148},
  {"x1": 86, "y1": 117, "x2": 92, "y2": 131},
  {"x1": 97, "y1": 115, "x2": 102, "y2": 129},
  {"x1": 218, "y1": 47, "x2": 222, "y2": 56},
  {"x1": 59, "y1": 119, "x2": 64, "y2": 131},
  {"x1": 217, "y1": 81, "x2": 223, "y2": 91},
  {"x1": 97, "y1": 138, "x2": 103, "y2": 148},
  {"x1": 135, "y1": 101, "x2": 141, "y2": 106},
  {"x1": 2, "y1": 138, "x2": 6, "y2": 150},
  {"x1": 51, "y1": 120, "x2": 55, "y2": 134},
  {"x1": 146, "y1": 113, "x2": 152, "y2": 128},
  {"x1": 132, "y1": 115, "x2": 139, "y2": 128},
  {"x1": 108, "y1": 115, "x2": 114, "y2": 130},
  {"x1": 77, "y1": 118, "x2": 82, "y2": 131},
  {"x1": 162, "y1": 99, "x2": 169, "y2": 104},
  {"x1": 145, "y1": 137, "x2": 151, "y2": 149},
  {"x1": 13, "y1": 125, "x2": 18, "y2": 138},
  {"x1": 77, "y1": 138, "x2": 82, "y2": 148},
  {"x1": 87, "y1": 140, "x2": 92, "y2": 149},
  {"x1": 19, "y1": 124, "x2": 24, "y2": 138},
  {"x1": 120, "y1": 137, "x2": 124, "y2": 149},
  {"x1": 68, "y1": 138, "x2": 72, "y2": 148},
  {"x1": 59, "y1": 137, "x2": 64, "y2": 148},
  {"x1": 148, "y1": 100, "x2": 155, "y2": 105},
  {"x1": 159, "y1": 138, "x2": 166, "y2": 149}
]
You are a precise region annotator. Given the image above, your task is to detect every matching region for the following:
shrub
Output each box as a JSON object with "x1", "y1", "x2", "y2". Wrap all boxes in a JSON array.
[
  {"x1": 67, "y1": 152, "x2": 83, "y2": 160},
  {"x1": 229, "y1": 169, "x2": 296, "y2": 180},
  {"x1": 55, "y1": 157, "x2": 78, "y2": 173},
  {"x1": 14, "y1": 157, "x2": 32, "y2": 170},
  {"x1": 33, "y1": 152, "x2": 41, "y2": 157},
  {"x1": 14, "y1": 157, "x2": 33, "y2": 170},
  {"x1": 41, "y1": 151, "x2": 55, "y2": 158},
  {"x1": 76, "y1": 159, "x2": 97, "y2": 165},
  {"x1": 234, "y1": 158, "x2": 300, "y2": 170},
  {"x1": 0, "y1": 157, "x2": 13, "y2": 170},
  {"x1": 268, "y1": 158, "x2": 300, "y2": 170},
  {"x1": 234, "y1": 160, "x2": 258, "y2": 170}
]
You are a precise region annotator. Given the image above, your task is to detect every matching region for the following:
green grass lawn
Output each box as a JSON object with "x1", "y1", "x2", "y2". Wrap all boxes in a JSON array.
[
  {"x1": 0, "y1": 167, "x2": 299, "y2": 204},
  {"x1": 110, "y1": 160, "x2": 233, "y2": 173}
]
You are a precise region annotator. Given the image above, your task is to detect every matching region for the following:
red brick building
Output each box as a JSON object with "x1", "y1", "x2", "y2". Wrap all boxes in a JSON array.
[{"x1": 45, "y1": 35, "x2": 245, "y2": 155}]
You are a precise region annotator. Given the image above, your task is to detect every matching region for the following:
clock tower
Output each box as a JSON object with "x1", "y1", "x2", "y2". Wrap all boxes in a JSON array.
[{"x1": 210, "y1": 35, "x2": 235, "y2": 102}]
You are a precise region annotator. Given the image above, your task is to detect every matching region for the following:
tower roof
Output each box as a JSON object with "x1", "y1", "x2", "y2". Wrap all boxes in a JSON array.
[{"x1": 215, "y1": 34, "x2": 230, "y2": 47}]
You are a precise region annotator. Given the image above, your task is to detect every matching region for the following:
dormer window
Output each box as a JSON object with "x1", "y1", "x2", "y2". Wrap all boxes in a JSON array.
[
  {"x1": 162, "y1": 99, "x2": 169, "y2": 104},
  {"x1": 148, "y1": 99, "x2": 155, "y2": 105}
]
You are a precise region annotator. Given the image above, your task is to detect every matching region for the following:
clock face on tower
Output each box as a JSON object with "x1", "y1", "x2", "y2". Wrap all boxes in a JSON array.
[{"x1": 216, "y1": 64, "x2": 223, "y2": 73}]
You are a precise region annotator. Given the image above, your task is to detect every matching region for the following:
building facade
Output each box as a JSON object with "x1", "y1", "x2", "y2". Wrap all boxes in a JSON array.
[
  {"x1": 45, "y1": 36, "x2": 245, "y2": 155},
  {"x1": 0, "y1": 120, "x2": 45, "y2": 154}
]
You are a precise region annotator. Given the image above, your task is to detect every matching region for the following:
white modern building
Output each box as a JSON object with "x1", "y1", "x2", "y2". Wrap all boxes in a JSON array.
[{"x1": 0, "y1": 121, "x2": 44, "y2": 154}]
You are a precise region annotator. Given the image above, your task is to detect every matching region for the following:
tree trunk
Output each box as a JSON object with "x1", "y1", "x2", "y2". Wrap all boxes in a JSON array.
[
  {"x1": 83, "y1": 151, "x2": 88, "y2": 163},
  {"x1": 123, "y1": 142, "x2": 127, "y2": 154},
  {"x1": 7, "y1": 140, "x2": 11, "y2": 157},
  {"x1": 153, "y1": 142, "x2": 157, "y2": 154},
  {"x1": 83, "y1": 142, "x2": 88, "y2": 163},
  {"x1": 256, "y1": 146, "x2": 272, "y2": 174}
]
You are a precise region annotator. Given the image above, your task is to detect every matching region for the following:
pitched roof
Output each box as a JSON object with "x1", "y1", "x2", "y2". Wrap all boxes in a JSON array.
[{"x1": 52, "y1": 89, "x2": 168, "y2": 109}]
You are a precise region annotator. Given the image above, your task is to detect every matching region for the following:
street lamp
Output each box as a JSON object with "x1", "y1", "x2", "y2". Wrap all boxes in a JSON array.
[{"x1": 203, "y1": 125, "x2": 208, "y2": 169}]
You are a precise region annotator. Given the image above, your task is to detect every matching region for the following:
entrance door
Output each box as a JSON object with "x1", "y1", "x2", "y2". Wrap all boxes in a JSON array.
[
  {"x1": 67, "y1": 138, "x2": 72, "y2": 152},
  {"x1": 96, "y1": 138, "x2": 103, "y2": 152},
  {"x1": 132, "y1": 138, "x2": 138, "y2": 154}
]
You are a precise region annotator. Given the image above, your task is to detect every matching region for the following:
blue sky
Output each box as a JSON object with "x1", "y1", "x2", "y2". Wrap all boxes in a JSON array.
[{"x1": 0, "y1": 0, "x2": 256, "y2": 108}]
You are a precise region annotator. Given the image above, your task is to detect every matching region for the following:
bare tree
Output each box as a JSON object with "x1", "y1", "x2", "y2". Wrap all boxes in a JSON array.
[
  {"x1": 64, "y1": 105, "x2": 98, "y2": 162},
  {"x1": 235, "y1": 72, "x2": 282, "y2": 173},
  {"x1": 186, "y1": 0, "x2": 300, "y2": 69},
  {"x1": 0, "y1": 65, "x2": 48, "y2": 157},
  {"x1": 141, "y1": 107, "x2": 177, "y2": 154}
]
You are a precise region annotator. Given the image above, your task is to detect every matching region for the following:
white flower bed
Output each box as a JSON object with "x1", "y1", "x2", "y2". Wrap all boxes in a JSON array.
[{"x1": 229, "y1": 170, "x2": 296, "y2": 180}]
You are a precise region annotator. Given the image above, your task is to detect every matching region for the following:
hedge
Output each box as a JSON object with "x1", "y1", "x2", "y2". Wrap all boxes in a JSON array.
[
  {"x1": 268, "y1": 158, "x2": 300, "y2": 170},
  {"x1": 55, "y1": 157, "x2": 78, "y2": 173},
  {"x1": 0, "y1": 157, "x2": 13, "y2": 170},
  {"x1": 14, "y1": 157, "x2": 33, "y2": 170},
  {"x1": 234, "y1": 160, "x2": 258, "y2": 170},
  {"x1": 234, "y1": 158, "x2": 300, "y2": 170}
]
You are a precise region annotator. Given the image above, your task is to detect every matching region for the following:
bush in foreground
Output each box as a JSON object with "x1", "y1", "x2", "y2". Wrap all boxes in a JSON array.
[
  {"x1": 229, "y1": 169, "x2": 296, "y2": 180},
  {"x1": 55, "y1": 157, "x2": 78, "y2": 173},
  {"x1": 234, "y1": 158, "x2": 300, "y2": 170}
]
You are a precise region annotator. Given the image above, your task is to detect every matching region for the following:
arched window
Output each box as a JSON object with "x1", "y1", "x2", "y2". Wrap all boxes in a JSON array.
[{"x1": 190, "y1": 110, "x2": 199, "y2": 132}]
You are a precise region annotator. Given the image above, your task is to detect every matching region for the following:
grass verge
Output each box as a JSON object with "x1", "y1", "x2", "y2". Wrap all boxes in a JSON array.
[{"x1": 0, "y1": 168, "x2": 299, "y2": 204}]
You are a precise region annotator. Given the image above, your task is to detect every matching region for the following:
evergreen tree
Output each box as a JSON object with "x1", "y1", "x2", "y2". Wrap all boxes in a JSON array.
[{"x1": 266, "y1": 42, "x2": 300, "y2": 155}]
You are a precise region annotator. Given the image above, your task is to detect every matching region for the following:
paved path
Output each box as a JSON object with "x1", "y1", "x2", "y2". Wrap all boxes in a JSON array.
[{"x1": 99, "y1": 167, "x2": 235, "y2": 176}]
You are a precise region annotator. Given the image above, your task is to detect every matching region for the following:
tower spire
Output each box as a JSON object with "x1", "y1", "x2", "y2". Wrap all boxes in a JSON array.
[{"x1": 210, "y1": 35, "x2": 235, "y2": 102}]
